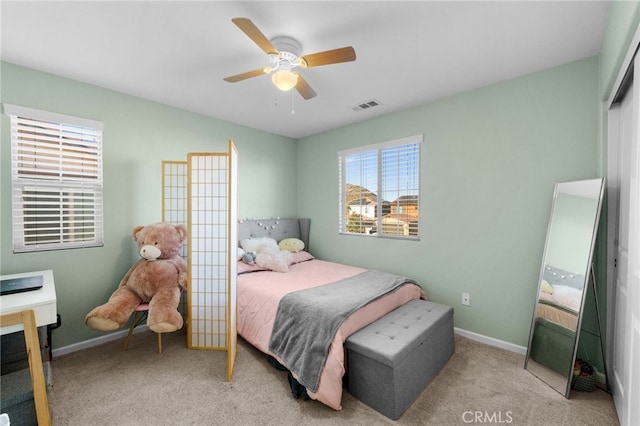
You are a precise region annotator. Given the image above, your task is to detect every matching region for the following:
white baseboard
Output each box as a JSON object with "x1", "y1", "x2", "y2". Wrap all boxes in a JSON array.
[
  {"x1": 52, "y1": 325, "x2": 148, "y2": 358},
  {"x1": 454, "y1": 328, "x2": 610, "y2": 388},
  {"x1": 454, "y1": 327, "x2": 528, "y2": 355},
  {"x1": 54, "y1": 325, "x2": 527, "y2": 358}
]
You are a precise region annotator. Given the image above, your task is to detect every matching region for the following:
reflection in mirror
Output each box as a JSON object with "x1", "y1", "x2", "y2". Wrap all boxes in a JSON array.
[{"x1": 524, "y1": 178, "x2": 605, "y2": 397}]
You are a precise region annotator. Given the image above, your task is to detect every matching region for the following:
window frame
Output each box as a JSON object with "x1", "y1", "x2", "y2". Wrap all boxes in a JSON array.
[
  {"x1": 5, "y1": 103, "x2": 104, "y2": 253},
  {"x1": 338, "y1": 134, "x2": 422, "y2": 240}
]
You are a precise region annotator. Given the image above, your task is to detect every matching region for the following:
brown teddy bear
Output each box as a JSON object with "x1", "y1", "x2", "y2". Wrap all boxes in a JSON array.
[{"x1": 85, "y1": 222, "x2": 187, "y2": 334}]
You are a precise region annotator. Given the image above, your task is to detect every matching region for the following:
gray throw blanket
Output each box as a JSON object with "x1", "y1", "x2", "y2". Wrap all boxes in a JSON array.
[{"x1": 268, "y1": 270, "x2": 417, "y2": 392}]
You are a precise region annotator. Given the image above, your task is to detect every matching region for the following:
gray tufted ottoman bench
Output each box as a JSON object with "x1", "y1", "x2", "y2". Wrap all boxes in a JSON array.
[{"x1": 345, "y1": 299, "x2": 454, "y2": 420}]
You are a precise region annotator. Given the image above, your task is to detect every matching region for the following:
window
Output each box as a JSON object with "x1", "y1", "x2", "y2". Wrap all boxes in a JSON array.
[
  {"x1": 5, "y1": 104, "x2": 104, "y2": 253},
  {"x1": 338, "y1": 135, "x2": 422, "y2": 239}
]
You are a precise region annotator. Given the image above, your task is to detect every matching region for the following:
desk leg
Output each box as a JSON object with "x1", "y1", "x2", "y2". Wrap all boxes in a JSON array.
[{"x1": 1, "y1": 310, "x2": 51, "y2": 426}]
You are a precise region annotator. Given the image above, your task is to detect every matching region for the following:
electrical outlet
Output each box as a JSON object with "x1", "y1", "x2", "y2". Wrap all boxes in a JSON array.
[{"x1": 462, "y1": 292, "x2": 471, "y2": 306}]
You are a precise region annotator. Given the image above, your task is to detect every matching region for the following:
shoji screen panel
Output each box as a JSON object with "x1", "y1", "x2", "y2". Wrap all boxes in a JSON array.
[
  {"x1": 162, "y1": 161, "x2": 188, "y2": 318},
  {"x1": 162, "y1": 160, "x2": 188, "y2": 227},
  {"x1": 187, "y1": 141, "x2": 237, "y2": 371},
  {"x1": 188, "y1": 152, "x2": 228, "y2": 350}
]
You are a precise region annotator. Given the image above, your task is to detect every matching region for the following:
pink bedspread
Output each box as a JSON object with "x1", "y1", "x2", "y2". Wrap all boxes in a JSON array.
[{"x1": 237, "y1": 258, "x2": 425, "y2": 410}]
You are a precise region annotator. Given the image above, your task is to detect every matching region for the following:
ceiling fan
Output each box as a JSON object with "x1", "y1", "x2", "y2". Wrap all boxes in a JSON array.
[{"x1": 223, "y1": 17, "x2": 356, "y2": 100}]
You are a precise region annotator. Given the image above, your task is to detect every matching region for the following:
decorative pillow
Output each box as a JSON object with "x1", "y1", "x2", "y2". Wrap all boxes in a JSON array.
[
  {"x1": 237, "y1": 247, "x2": 245, "y2": 261},
  {"x1": 256, "y1": 247, "x2": 293, "y2": 273},
  {"x1": 541, "y1": 279, "x2": 554, "y2": 295},
  {"x1": 237, "y1": 251, "x2": 314, "y2": 274},
  {"x1": 290, "y1": 250, "x2": 314, "y2": 265},
  {"x1": 237, "y1": 261, "x2": 269, "y2": 275},
  {"x1": 240, "y1": 237, "x2": 278, "y2": 253},
  {"x1": 278, "y1": 238, "x2": 305, "y2": 253}
]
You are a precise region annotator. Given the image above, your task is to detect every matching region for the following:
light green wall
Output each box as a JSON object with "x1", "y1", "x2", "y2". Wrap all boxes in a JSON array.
[
  {"x1": 0, "y1": 61, "x2": 297, "y2": 348},
  {"x1": 297, "y1": 57, "x2": 600, "y2": 346},
  {"x1": 599, "y1": 0, "x2": 640, "y2": 100}
]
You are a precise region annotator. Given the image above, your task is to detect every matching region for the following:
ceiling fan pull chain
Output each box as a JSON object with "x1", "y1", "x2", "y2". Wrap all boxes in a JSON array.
[{"x1": 291, "y1": 90, "x2": 295, "y2": 115}]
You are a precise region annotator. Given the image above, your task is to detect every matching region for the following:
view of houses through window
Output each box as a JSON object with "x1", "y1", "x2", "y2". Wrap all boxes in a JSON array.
[{"x1": 339, "y1": 135, "x2": 421, "y2": 239}]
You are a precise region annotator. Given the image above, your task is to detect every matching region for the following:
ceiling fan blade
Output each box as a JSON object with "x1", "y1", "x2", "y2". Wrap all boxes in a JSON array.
[
  {"x1": 223, "y1": 68, "x2": 267, "y2": 83},
  {"x1": 232, "y1": 17, "x2": 278, "y2": 55},
  {"x1": 300, "y1": 46, "x2": 356, "y2": 68},
  {"x1": 295, "y1": 74, "x2": 317, "y2": 100}
]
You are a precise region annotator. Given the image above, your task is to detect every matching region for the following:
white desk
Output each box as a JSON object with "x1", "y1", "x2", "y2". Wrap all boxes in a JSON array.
[{"x1": 0, "y1": 270, "x2": 57, "y2": 335}]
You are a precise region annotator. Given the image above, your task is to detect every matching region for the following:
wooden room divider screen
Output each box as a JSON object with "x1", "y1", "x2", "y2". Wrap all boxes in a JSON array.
[
  {"x1": 162, "y1": 160, "x2": 188, "y2": 319},
  {"x1": 161, "y1": 140, "x2": 238, "y2": 381}
]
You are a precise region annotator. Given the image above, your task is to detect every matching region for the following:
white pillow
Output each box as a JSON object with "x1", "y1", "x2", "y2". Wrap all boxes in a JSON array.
[
  {"x1": 289, "y1": 251, "x2": 314, "y2": 265},
  {"x1": 236, "y1": 251, "x2": 314, "y2": 275},
  {"x1": 256, "y1": 247, "x2": 293, "y2": 273},
  {"x1": 240, "y1": 237, "x2": 278, "y2": 253}
]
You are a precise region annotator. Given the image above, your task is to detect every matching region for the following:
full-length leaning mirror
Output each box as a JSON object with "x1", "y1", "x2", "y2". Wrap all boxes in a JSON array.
[{"x1": 524, "y1": 178, "x2": 605, "y2": 397}]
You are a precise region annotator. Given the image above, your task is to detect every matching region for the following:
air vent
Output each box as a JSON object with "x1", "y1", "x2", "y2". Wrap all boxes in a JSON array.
[{"x1": 351, "y1": 99, "x2": 382, "y2": 112}]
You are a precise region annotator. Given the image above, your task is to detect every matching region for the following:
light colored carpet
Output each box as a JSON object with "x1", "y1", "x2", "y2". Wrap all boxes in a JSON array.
[{"x1": 47, "y1": 331, "x2": 619, "y2": 425}]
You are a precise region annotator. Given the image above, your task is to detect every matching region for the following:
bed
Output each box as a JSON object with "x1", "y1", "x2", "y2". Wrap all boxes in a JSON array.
[
  {"x1": 236, "y1": 218, "x2": 425, "y2": 410},
  {"x1": 535, "y1": 265, "x2": 585, "y2": 330}
]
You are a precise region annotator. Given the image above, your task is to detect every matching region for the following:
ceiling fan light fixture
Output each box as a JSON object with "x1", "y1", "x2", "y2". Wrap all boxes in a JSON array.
[
  {"x1": 272, "y1": 69, "x2": 298, "y2": 91},
  {"x1": 224, "y1": 18, "x2": 356, "y2": 100}
]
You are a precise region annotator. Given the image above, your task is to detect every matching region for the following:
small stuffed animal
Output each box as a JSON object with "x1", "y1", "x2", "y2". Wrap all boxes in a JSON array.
[
  {"x1": 242, "y1": 251, "x2": 257, "y2": 264},
  {"x1": 85, "y1": 222, "x2": 187, "y2": 334}
]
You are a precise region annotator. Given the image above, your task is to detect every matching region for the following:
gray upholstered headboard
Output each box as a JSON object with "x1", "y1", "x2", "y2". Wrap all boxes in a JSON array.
[{"x1": 237, "y1": 218, "x2": 311, "y2": 251}]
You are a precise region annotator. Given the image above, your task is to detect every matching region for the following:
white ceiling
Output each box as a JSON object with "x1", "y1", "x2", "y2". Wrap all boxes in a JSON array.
[{"x1": 1, "y1": 1, "x2": 610, "y2": 139}]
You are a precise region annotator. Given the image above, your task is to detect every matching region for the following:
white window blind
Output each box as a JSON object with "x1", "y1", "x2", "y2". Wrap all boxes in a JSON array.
[
  {"x1": 338, "y1": 135, "x2": 422, "y2": 239},
  {"x1": 5, "y1": 104, "x2": 104, "y2": 252}
]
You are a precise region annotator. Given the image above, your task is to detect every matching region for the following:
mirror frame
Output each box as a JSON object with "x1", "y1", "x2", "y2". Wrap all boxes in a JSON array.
[{"x1": 524, "y1": 178, "x2": 605, "y2": 397}]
